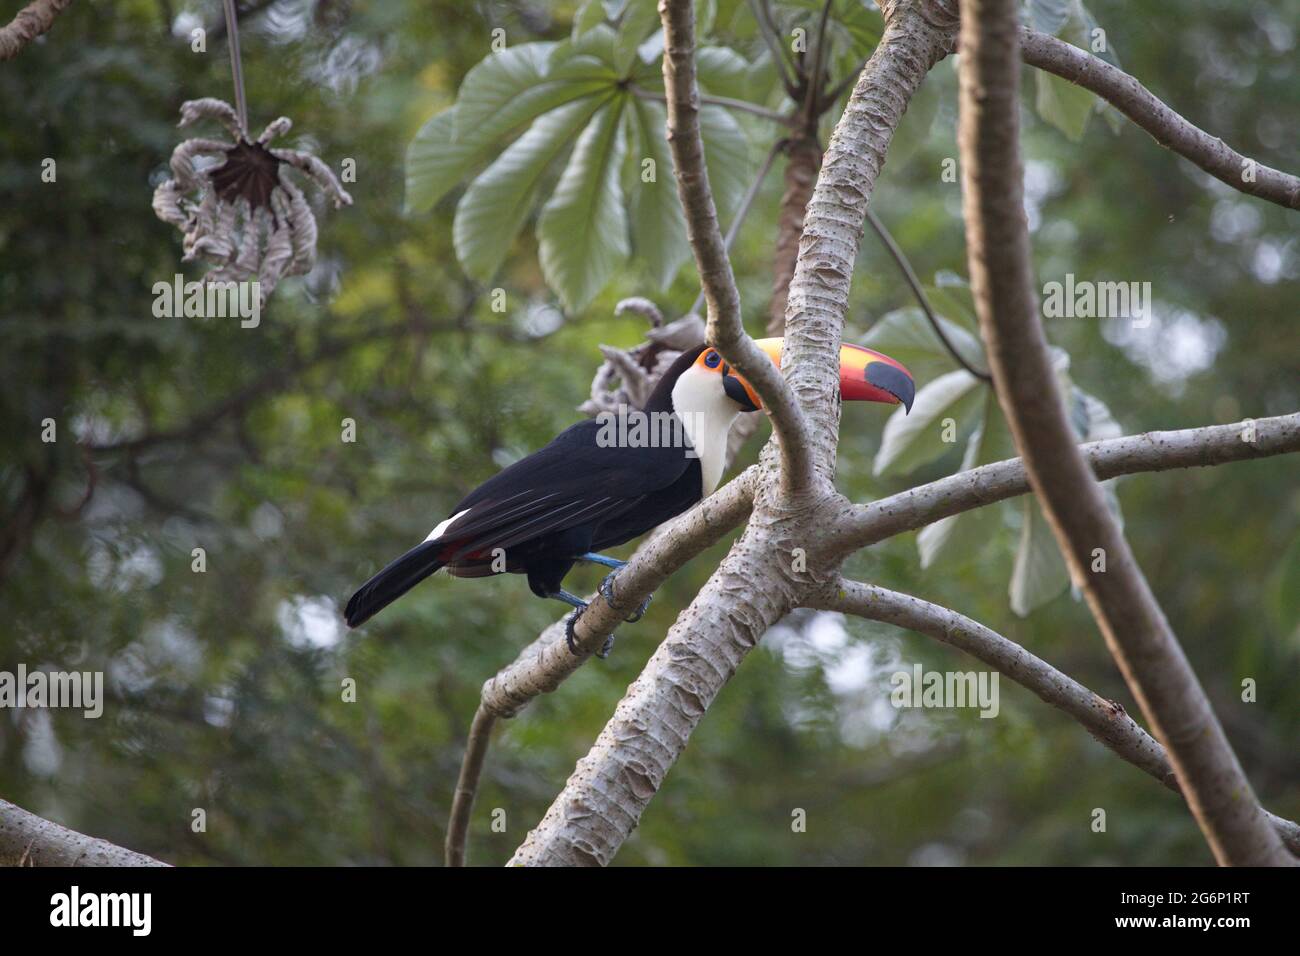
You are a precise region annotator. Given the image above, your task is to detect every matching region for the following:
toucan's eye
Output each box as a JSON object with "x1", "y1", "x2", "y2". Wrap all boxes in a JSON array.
[{"x1": 704, "y1": 351, "x2": 722, "y2": 369}]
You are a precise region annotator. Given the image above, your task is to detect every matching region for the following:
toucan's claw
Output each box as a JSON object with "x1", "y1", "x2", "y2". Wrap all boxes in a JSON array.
[
  {"x1": 564, "y1": 609, "x2": 583, "y2": 655},
  {"x1": 564, "y1": 607, "x2": 618, "y2": 660},
  {"x1": 599, "y1": 570, "x2": 652, "y2": 623}
]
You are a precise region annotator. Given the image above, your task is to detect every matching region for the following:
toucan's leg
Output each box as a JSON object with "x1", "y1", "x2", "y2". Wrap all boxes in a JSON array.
[
  {"x1": 599, "y1": 570, "x2": 653, "y2": 624},
  {"x1": 546, "y1": 589, "x2": 588, "y2": 612},
  {"x1": 578, "y1": 552, "x2": 626, "y2": 571}
]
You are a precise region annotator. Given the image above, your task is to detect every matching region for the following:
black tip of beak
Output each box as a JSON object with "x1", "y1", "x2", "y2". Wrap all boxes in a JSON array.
[
  {"x1": 866, "y1": 362, "x2": 915, "y2": 413},
  {"x1": 723, "y1": 372, "x2": 759, "y2": 412}
]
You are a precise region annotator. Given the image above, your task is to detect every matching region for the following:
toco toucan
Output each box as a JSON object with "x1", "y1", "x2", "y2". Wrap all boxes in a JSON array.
[{"x1": 344, "y1": 337, "x2": 913, "y2": 653}]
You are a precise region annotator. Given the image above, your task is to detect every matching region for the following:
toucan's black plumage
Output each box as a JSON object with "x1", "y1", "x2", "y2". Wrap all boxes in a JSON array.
[
  {"x1": 344, "y1": 338, "x2": 914, "y2": 641},
  {"x1": 345, "y1": 347, "x2": 707, "y2": 629}
]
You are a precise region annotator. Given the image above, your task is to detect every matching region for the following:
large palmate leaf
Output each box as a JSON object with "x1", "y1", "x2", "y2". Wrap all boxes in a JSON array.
[
  {"x1": 698, "y1": 104, "x2": 752, "y2": 225},
  {"x1": 626, "y1": 97, "x2": 690, "y2": 289},
  {"x1": 407, "y1": 9, "x2": 755, "y2": 309},
  {"x1": 537, "y1": 98, "x2": 631, "y2": 311},
  {"x1": 874, "y1": 369, "x2": 986, "y2": 477},
  {"x1": 454, "y1": 95, "x2": 612, "y2": 281},
  {"x1": 405, "y1": 43, "x2": 612, "y2": 214}
]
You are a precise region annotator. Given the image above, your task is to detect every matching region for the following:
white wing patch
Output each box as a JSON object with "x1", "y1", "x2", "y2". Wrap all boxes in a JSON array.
[{"x1": 425, "y1": 508, "x2": 471, "y2": 542}]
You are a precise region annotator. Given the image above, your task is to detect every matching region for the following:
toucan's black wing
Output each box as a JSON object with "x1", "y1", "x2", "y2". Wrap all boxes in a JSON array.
[
  {"x1": 430, "y1": 418, "x2": 695, "y2": 562},
  {"x1": 346, "y1": 418, "x2": 698, "y2": 627}
]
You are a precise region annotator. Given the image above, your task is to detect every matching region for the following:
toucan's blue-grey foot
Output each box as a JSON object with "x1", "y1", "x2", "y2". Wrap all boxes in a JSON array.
[
  {"x1": 563, "y1": 606, "x2": 617, "y2": 658},
  {"x1": 599, "y1": 570, "x2": 653, "y2": 623}
]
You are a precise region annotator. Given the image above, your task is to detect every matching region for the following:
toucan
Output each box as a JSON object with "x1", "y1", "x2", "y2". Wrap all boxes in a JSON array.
[{"x1": 344, "y1": 337, "x2": 913, "y2": 653}]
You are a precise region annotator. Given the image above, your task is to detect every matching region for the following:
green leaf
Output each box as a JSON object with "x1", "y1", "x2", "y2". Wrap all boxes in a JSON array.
[
  {"x1": 453, "y1": 42, "x2": 610, "y2": 143},
  {"x1": 537, "y1": 97, "x2": 631, "y2": 311},
  {"x1": 614, "y1": 0, "x2": 660, "y2": 75},
  {"x1": 927, "y1": 272, "x2": 979, "y2": 330},
  {"x1": 626, "y1": 97, "x2": 690, "y2": 289},
  {"x1": 1035, "y1": 69, "x2": 1096, "y2": 142},
  {"x1": 550, "y1": 22, "x2": 621, "y2": 70},
  {"x1": 860, "y1": 307, "x2": 985, "y2": 382},
  {"x1": 572, "y1": 0, "x2": 606, "y2": 39},
  {"x1": 696, "y1": 46, "x2": 753, "y2": 100},
  {"x1": 1030, "y1": 0, "x2": 1122, "y2": 141},
  {"x1": 1009, "y1": 497, "x2": 1071, "y2": 617},
  {"x1": 917, "y1": 392, "x2": 1013, "y2": 569},
  {"x1": 404, "y1": 108, "x2": 476, "y2": 215},
  {"x1": 453, "y1": 95, "x2": 611, "y2": 281},
  {"x1": 1027, "y1": 0, "x2": 1071, "y2": 34},
  {"x1": 405, "y1": 44, "x2": 613, "y2": 214},
  {"x1": 874, "y1": 369, "x2": 986, "y2": 477},
  {"x1": 698, "y1": 104, "x2": 753, "y2": 224}
]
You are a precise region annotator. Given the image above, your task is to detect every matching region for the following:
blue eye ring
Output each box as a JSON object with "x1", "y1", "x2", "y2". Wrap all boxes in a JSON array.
[{"x1": 704, "y1": 351, "x2": 722, "y2": 368}]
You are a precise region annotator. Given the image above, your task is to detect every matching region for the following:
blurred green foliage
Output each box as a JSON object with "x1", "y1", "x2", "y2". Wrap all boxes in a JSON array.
[{"x1": 0, "y1": 0, "x2": 1295, "y2": 866}]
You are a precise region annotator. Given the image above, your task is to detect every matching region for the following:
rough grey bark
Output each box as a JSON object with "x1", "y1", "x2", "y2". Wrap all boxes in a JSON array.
[
  {"x1": 1, "y1": 797, "x2": 167, "y2": 867},
  {"x1": 1020, "y1": 28, "x2": 1300, "y2": 210},
  {"x1": 812, "y1": 581, "x2": 1300, "y2": 856},
  {"x1": 957, "y1": 0, "x2": 1290, "y2": 866},
  {"x1": 659, "y1": 0, "x2": 813, "y2": 494}
]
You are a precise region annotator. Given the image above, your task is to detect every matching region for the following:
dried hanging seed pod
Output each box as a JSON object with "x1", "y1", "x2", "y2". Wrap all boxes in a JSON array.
[{"x1": 152, "y1": 98, "x2": 353, "y2": 306}]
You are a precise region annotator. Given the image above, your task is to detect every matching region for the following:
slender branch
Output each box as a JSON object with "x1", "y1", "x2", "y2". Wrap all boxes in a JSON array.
[
  {"x1": 812, "y1": 581, "x2": 1300, "y2": 857},
  {"x1": 1, "y1": 797, "x2": 167, "y2": 866},
  {"x1": 750, "y1": 0, "x2": 798, "y2": 98},
  {"x1": 445, "y1": 706, "x2": 496, "y2": 867},
  {"x1": 802, "y1": 0, "x2": 834, "y2": 119},
  {"x1": 0, "y1": 0, "x2": 72, "y2": 61},
  {"x1": 1020, "y1": 29, "x2": 1300, "y2": 210},
  {"x1": 690, "y1": 137, "x2": 784, "y2": 317},
  {"x1": 659, "y1": 0, "x2": 814, "y2": 496},
  {"x1": 829, "y1": 412, "x2": 1300, "y2": 556},
  {"x1": 958, "y1": 0, "x2": 1290, "y2": 866},
  {"x1": 864, "y1": 206, "x2": 991, "y2": 380},
  {"x1": 630, "y1": 84, "x2": 792, "y2": 124}
]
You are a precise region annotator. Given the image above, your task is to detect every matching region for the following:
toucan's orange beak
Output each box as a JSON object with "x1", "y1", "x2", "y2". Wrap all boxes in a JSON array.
[{"x1": 728, "y1": 337, "x2": 914, "y2": 412}]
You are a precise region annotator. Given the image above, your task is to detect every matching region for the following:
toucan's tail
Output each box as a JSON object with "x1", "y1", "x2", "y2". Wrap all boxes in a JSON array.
[{"x1": 345, "y1": 541, "x2": 445, "y2": 628}]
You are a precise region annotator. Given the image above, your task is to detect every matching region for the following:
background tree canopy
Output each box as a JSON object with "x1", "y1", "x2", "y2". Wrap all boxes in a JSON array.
[{"x1": 0, "y1": 0, "x2": 1296, "y2": 865}]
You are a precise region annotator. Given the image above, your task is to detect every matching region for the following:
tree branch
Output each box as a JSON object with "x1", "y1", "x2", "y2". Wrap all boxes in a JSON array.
[
  {"x1": 1020, "y1": 28, "x2": 1300, "y2": 210},
  {"x1": 1, "y1": 797, "x2": 167, "y2": 866},
  {"x1": 778, "y1": 0, "x2": 956, "y2": 483},
  {"x1": 958, "y1": 0, "x2": 1290, "y2": 866},
  {"x1": 811, "y1": 581, "x2": 1300, "y2": 857},
  {"x1": 828, "y1": 412, "x2": 1300, "y2": 555},
  {"x1": 864, "y1": 206, "x2": 991, "y2": 380},
  {"x1": 443, "y1": 468, "x2": 756, "y2": 865},
  {"x1": 0, "y1": 0, "x2": 72, "y2": 61},
  {"x1": 506, "y1": 0, "x2": 959, "y2": 867},
  {"x1": 659, "y1": 0, "x2": 814, "y2": 496}
]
